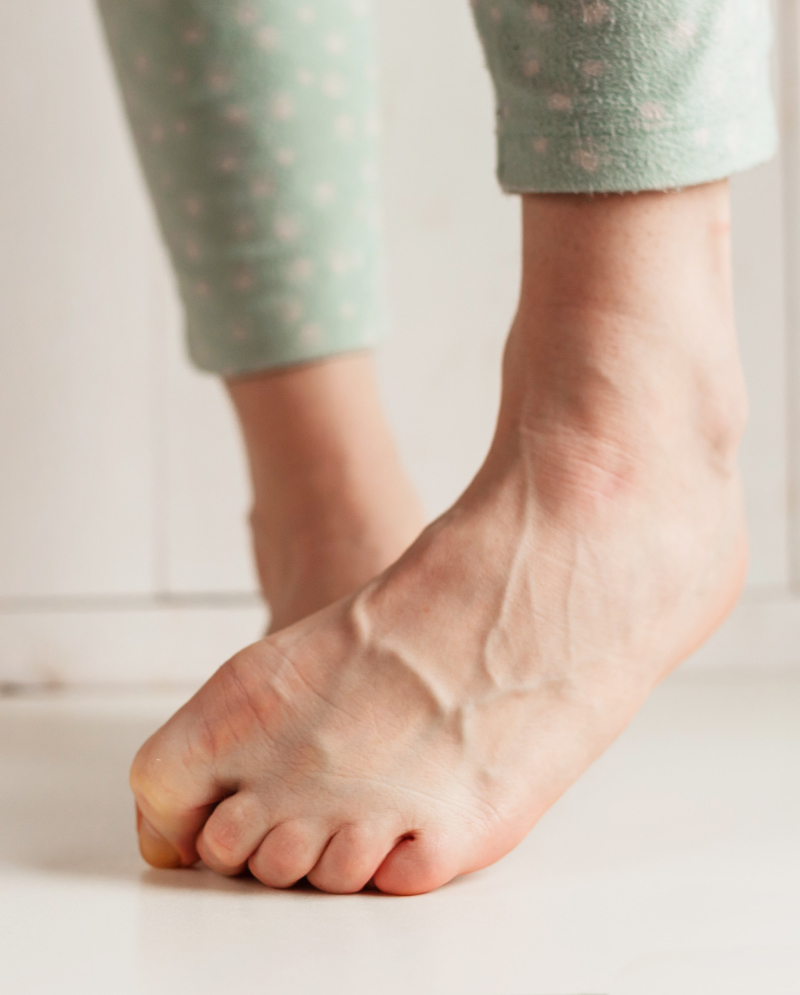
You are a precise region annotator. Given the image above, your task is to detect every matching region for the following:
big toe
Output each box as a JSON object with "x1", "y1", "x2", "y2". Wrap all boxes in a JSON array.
[
  {"x1": 130, "y1": 729, "x2": 222, "y2": 869},
  {"x1": 136, "y1": 808, "x2": 183, "y2": 869}
]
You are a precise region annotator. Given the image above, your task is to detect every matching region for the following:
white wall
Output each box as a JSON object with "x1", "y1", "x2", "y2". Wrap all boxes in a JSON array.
[{"x1": 0, "y1": 0, "x2": 797, "y2": 685}]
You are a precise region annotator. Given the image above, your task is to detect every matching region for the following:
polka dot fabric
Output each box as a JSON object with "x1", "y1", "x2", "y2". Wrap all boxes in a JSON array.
[
  {"x1": 472, "y1": 0, "x2": 777, "y2": 193},
  {"x1": 97, "y1": 0, "x2": 384, "y2": 375}
]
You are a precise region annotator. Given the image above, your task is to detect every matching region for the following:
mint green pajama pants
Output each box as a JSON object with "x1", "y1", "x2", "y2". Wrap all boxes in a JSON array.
[{"x1": 97, "y1": 0, "x2": 776, "y2": 377}]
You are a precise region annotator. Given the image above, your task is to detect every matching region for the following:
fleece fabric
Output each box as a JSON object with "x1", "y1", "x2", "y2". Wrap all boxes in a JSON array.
[
  {"x1": 98, "y1": 0, "x2": 776, "y2": 375},
  {"x1": 472, "y1": 0, "x2": 777, "y2": 193},
  {"x1": 97, "y1": 0, "x2": 385, "y2": 376}
]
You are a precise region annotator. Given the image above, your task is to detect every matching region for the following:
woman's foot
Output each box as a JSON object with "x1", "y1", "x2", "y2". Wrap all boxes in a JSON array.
[
  {"x1": 133, "y1": 183, "x2": 748, "y2": 894},
  {"x1": 226, "y1": 354, "x2": 425, "y2": 631}
]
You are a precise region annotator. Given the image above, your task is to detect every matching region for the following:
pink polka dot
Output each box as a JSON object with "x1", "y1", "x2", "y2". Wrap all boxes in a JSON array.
[
  {"x1": 321, "y1": 73, "x2": 346, "y2": 98},
  {"x1": 582, "y1": 59, "x2": 604, "y2": 78},
  {"x1": 282, "y1": 300, "x2": 304, "y2": 322},
  {"x1": 274, "y1": 216, "x2": 301, "y2": 241},
  {"x1": 251, "y1": 177, "x2": 275, "y2": 198},
  {"x1": 183, "y1": 25, "x2": 205, "y2": 45},
  {"x1": 300, "y1": 323, "x2": 324, "y2": 347},
  {"x1": 288, "y1": 258, "x2": 314, "y2": 282},
  {"x1": 233, "y1": 268, "x2": 255, "y2": 292},
  {"x1": 523, "y1": 58, "x2": 541, "y2": 78},
  {"x1": 573, "y1": 148, "x2": 599, "y2": 172},
  {"x1": 335, "y1": 114, "x2": 355, "y2": 139},
  {"x1": 325, "y1": 33, "x2": 347, "y2": 55},
  {"x1": 217, "y1": 154, "x2": 240, "y2": 173},
  {"x1": 236, "y1": 4, "x2": 257, "y2": 27},
  {"x1": 257, "y1": 27, "x2": 280, "y2": 50},
  {"x1": 580, "y1": 1, "x2": 609, "y2": 26},
  {"x1": 224, "y1": 105, "x2": 247, "y2": 125},
  {"x1": 529, "y1": 4, "x2": 549, "y2": 24},
  {"x1": 313, "y1": 182, "x2": 337, "y2": 206},
  {"x1": 671, "y1": 19, "x2": 697, "y2": 47},
  {"x1": 208, "y1": 68, "x2": 233, "y2": 93},
  {"x1": 639, "y1": 102, "x2": 665, "y2": 122},
  {"x1": 269, "y1": 94, "x2": 295, "y2": 120},
  {"x1": 548, "y1": 93, "x2": 573, "y2": 111}
]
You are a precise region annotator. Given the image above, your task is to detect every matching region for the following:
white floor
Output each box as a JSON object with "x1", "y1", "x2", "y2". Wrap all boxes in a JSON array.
[{"x1": 0, "y1": 673, "x2": 798, "y2": 995}]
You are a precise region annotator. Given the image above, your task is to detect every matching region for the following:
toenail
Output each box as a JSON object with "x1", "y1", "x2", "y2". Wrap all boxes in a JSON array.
[{"x1": 137, "y1": 814, "x2": 183, "y2": 869}]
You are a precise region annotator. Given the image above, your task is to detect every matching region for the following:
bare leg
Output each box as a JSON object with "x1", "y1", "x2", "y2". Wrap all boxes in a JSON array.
[
  {"x1": 227, "y1": 353, "x2": 424, "y2": 632},
  {"x1": 133, "y1": 182, "x2": 748, "y2": 894}
]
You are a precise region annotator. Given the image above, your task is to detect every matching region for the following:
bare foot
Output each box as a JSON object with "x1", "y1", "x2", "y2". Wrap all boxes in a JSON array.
[
  {"x1": 133, "y1": 183, "x2": 748, "y2": 894},
  {"x1": 226, "y1": 354, "x2": 424, "y2": 631}
]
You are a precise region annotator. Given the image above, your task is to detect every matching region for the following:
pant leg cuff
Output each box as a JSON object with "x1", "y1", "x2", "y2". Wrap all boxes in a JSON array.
[
  {"x1": 187, "y1": 314, "x2": 388, "y2": 377},
  {"x1": 497, "y1": 109, "x2": 778, "y2": 194}
]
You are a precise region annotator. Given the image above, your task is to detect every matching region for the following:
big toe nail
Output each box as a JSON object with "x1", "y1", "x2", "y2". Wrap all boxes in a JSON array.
[{"x1": 137, "y1": 812, "x2": 183, "y2": 869}]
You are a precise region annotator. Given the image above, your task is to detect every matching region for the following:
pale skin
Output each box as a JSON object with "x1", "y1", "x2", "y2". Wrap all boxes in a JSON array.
[
  {"x1": 225, "y1": 354, "x2": 424, "y2": 634},
  {"x1": 133, "y1": 182, "x2": 749, "y2": 895}
]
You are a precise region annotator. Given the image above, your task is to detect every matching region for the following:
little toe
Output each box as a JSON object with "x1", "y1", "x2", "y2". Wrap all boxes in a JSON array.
[
  {"x1": 306, "y1": 824, "x2": 394, "y2": 894},
  {"x1": 373, "y1": 832, "x2": 461, "y2": 896},
  {"x1": 248, "y1": 820, "x2": 329, "y2": 889},
  {"x1": 196, "y1": 793, "x2": 271, "y2": 876}
]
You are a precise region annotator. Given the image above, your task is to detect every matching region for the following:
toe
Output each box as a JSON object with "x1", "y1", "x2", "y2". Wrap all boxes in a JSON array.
[
  {"x1": 248, "y1": 820, "x2": 328, "y2": 889},
  {"x1": 306, "y1": 824, "x2": 393, "y2": 894},
  {"x1": 373, "y1": 832, "x2": 461, "y2": 896},
  {"x1": 130, "y1": 731, "x2": 223, "y2": 869},
  {"x1": 196, "y1": 793, "x2": 271, "y2": 876},
  {"x1": 136, "y1": 807, "x2": 183, "y2": 869}
]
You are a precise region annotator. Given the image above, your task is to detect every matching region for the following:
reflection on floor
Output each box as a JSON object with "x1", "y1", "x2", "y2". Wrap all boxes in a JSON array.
[{"x1": 0, "y1": 673, "x2": 798, "y2": 995}]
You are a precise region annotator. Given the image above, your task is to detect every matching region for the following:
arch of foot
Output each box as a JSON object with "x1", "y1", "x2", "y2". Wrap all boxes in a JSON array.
[
  {"x1": 97, "y1": 0, "x2": 385, "y2": 376},
  {"x1": 471, "y1": 0, "x2": 777, "y2": 193}
]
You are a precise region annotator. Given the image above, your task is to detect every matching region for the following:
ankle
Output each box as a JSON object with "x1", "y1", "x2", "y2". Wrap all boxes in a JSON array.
[
  {"x1": 492, "y1": 183, "x2": 747, "y2": 492},
  {"x1": 491, "y1": 326, "x2": 746, "y2": 531},
  {"x1": 226, "y1": 355, "x2": 424, "y2": 623},
  {"x1": 511, "y1": 305, "x2": 744, "y2": 450}
]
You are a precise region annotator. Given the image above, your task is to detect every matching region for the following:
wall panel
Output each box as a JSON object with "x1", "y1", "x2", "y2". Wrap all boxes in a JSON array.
[{"x1": 0, "y1": 0, "x2": 158, "y2": 599}]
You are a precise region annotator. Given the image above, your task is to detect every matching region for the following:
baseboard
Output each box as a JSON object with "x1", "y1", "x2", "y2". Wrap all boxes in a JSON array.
[
  {"x1": 0, "y1": 594, "x2": 798, "y2": 686},
  {"x1": 0, "y1": 599, "x2": 266, "y2": 685},
  {"x1": 688, "y1": 594, "x2": 800, "y2": 671}
]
